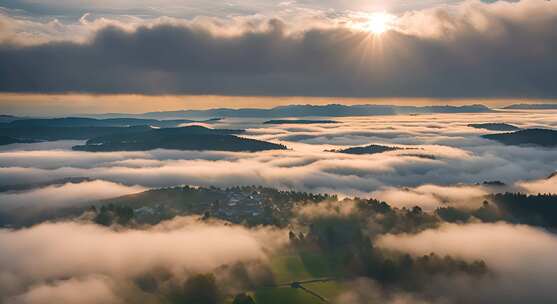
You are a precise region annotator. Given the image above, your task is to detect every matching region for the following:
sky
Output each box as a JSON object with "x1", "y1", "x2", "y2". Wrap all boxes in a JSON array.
[{"x1": 0, "y1": 0, "x2": 556, "y2": 114}]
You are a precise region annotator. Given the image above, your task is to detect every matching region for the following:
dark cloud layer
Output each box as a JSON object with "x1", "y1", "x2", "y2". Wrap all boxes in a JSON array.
[{"x1": 1, "y1": 1, "x2": 556, "y2": 97}]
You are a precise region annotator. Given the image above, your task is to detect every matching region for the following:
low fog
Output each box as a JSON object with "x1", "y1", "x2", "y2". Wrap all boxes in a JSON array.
[
  {"x1": 0, "y1": 113, "x2": 555, "y2": 212},
  {"x1": 0, "y1": 111, "x2": 555, "y2": 303},
  {"x1": 1, "y1": 217, "x2": 286, "y2": 303},
  {"x1": 377, "y1": 222, "x2": 557, "y2": 303},
  {"x1": 0, "y1": 180, "x2": 145, "y2": 211}
]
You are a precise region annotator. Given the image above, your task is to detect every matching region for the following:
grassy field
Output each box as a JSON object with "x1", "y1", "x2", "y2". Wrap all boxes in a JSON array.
[{"x1": 251, "y1": 251, "x2": 345, "y2": 304}]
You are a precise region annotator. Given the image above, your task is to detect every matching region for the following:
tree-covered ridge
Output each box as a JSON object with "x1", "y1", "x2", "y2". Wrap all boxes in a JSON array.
[
  {"x1": 72, "y1": 126, "x2": 286, "y2": 152},
  {"x1": 490, "y1": 193, "x2": 557, "y2": 227},
  {"x1": 290, "y1": 214, "x2": 487, "y2": 290},
  {"x1": 0, "y1": 125, "x2": 154, "y2": 141},
  {"x1": 91, "y1": 185, "x2": 334, "y2": 227},
  {"x1": 2, "y1": 123, "x2": 285, "y2": 153},
  {"x1": 0, "y1": 135, "x2": 35, "y2": 145},
  {"x1": 327, "y1": 144, "x2": 406, "y2": 155},
  {"x1": 468, "y1": 123, "x2": 520, "y2": 131},
  {"x1": 482, "y1": 128, "x2": 557, "y2": 147},
  {"x1": 91, "y1": 186, "x2": 557, "y2": 232},
  {"x1": 4, "y1": 183, "x2": 557, "y2": 232},
  {"x1": 0, "y1": 177, "x2": 93, "y2": 193},
  {"x1": 504, "y1": 103, "x2": 557, "y2": 110},
  {"x1": 85, "y1": 189, "x2": 489, "y2": 304},
  {"x1": 435, "y1": 193, "x2": 557, "y2": 228},
  {"x1": 140, "y1": 104, "x2": 493, "y2": 119},
  {"x1": 4, "y1": 117, "x2": 204, "y2": 128},
  {"x1": 263, "y1": 120, "x2": 338, "y2": 125},
  {"x1": 8, "y1": 184, "x2": 549, "y2": 303}
]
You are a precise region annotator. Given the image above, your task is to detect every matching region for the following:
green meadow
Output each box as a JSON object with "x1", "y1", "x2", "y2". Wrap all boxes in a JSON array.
[{"x1": 252, "y1": 251, "x2": 346, "y2": 304}]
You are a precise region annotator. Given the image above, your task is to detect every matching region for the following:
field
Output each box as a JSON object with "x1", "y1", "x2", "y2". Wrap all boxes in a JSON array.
[{"x1": 252, "y1": 251, "x2": 346, "y2": 304}]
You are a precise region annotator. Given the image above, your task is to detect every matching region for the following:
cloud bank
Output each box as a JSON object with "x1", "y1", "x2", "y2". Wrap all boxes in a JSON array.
[
  {"x1": 0, "y1": 113, "x2": 555, "y2": 205},
  {"x1": 371, "y1": 184, "x2": 489, "y2": 211},
  {"x1": 0, "y1": 217, "x2": 286, "y2": 303},
  {"x1": 517, "y1": 174, "x2": 557, "y2": 194},
  {"x1": 1, "y1": 0, "x2": 557, "y2": 97},
  {"x1": 377, "y1": 222, "x2": 557, "y2": 303},
  {"x1": 0, "y1": 180, "x2": 145, "y2": 212}
]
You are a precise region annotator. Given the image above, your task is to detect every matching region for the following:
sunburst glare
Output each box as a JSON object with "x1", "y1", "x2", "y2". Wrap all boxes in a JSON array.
[{"x1": 363, "y1": 12, "x2": 395, "y2": 35}]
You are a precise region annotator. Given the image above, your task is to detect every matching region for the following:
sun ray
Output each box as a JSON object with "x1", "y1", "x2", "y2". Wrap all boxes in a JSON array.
[{"x1": 357, "y1": 12, "x2": 396, "y2": 35}]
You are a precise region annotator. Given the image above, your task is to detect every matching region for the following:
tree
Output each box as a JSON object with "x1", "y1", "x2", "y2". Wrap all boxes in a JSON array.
[
  {"x1": 232, "y1": 293, "x2": 256, "y2": 304},
  {"x1": 174, "y1": 274, "x2": 220, "y2": 304}
]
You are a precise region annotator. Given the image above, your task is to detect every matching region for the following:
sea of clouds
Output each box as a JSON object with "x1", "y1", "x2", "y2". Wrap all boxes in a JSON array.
[
  {"x1": 377, "y1": 222, "x2": 557, "y2": 303},
  {"x1": 0, "y1": 217, "x2": 286, "y2": 303},
  {"x1": 0, "y1": 111, "x2": 555, "y2": 213},
  {"x1": 1, "y1": 110, "x2": 556, "y2": 303}
]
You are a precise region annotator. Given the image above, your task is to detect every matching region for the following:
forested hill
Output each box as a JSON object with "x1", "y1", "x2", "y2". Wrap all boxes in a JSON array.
[
  {"x1": 482, "y1": 129, "x2": 557, "y2": 147},
  {"x1": 468, "y1": 123, "x2": 520, "y2": 131},
  {"x1": 72, "y1": 126, "x2": 287, "y2": 152}
]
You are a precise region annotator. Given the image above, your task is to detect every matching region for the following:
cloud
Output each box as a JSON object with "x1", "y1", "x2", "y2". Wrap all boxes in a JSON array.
[
  {"x1": 0, "y1": 110, "x2": 555, "y2": 302},
  {"x1": 1, "y1": 112, "x2": 556, "y2": 199},
  {"x1": 1, "y1": 0, "x2": 557, "y2": 97},
  {"x1": 0, "y1": 149, "x2": 147, "y2": 169},
  {"x1": 377, "y1": 222, "x2": 557, "y2": 303},
  {"x1": 7, "y1": 276, "x2": 122, "y2": 304},
  {"x1": 335, "y1": 278, "x2": 440, "y2": 304},
  {"x1": 516, "y1": 174, "x2": 557, "y2": 194},
  {"x1": 0, "y1": 0, "x2": 464, "y2": 21},
  {"x1": 0, "y1": 180, "x2": 145, "y2": 212},
  {"x1": 0, "y1": 217, "x2": 286, "y2": 302},
  {"x1": 294, "y1": 199, "x2": 358, "y2": 220},
  {"x1": 371, "y1": 184, "x2": 490, "y2": 211}
]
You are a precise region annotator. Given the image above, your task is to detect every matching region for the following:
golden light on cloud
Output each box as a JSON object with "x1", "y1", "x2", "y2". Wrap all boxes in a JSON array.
[{"x1": 362, "y1": 12, "x2": 395, "y2": 35}]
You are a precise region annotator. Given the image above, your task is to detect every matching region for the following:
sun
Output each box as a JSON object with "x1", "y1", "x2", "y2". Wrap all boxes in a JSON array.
[{"x1": 365, "y1": 12, "x2": 394, "y2": 35}]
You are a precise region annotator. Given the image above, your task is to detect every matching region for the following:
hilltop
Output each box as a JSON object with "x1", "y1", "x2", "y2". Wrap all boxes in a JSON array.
[
  {"x1": 0, "y1": 136, "x2": 35, "y2": 146},
  {"x1": 482, "y1": 129, "x2": 557, "y2": 147},
  {"x1": 468, "y1": 123, "x2": 520, "y2": 131},
  {"x1": 72, "y1": 126, "x2": 287, "y2": 152},
  {"x1": 4, "y1": 117, "x2": 211, "y2": 128},
  {"x1": 263, "y1": 119, "x2": 338, "y2": 125},
  {"x1": 327, "y1": 144, "x2": 405, "y2": 155}
]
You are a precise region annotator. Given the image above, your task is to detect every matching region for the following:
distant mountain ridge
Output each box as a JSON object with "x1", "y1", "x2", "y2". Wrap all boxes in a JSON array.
[
  {"x1": 0, "y1": 136, "x2": 35, "y2": 145},
  {"x1": 0, "y1": 104, "x2": 494, "y2": 121},
  {"x1": 0, "y1": 115, "x2": 20, "y2": 123},
  {"x1": 0, "y1": 125, "x2": 155, "y2": 141},
  {"x1": 504, "y1": 104, "x2": 557, "y2": 110},
  {"x1": 106, "y1": 104, "x2": 493, "y2": 119},
  {"x1": 4, "y1": 117, "x2": 211, "y2": 128},
  {"x1": 0, "y1": 117, "x2": 224, "y2": 142}
]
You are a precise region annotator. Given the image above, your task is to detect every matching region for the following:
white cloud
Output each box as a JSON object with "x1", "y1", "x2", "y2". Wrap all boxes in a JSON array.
[
  {"x1": 7, "y1": 276, "x2": 122, "y2": 304},
  {"x1": 372, "y1": 184, "x2": 490, "y2": 211},
  {"x1": 516, "y1": 175, "x2": 557, "y2": 194},
  {"x1": 0, "y1": 217, "x2": 286, "y2": 301},
  {"x1": 0, "y1": 113, "x2": 555, "y2": 199},
  {"x1": 0, "y1": 180, "x2": 145, "y2": 212},
  {"x1": 377, "y1": 222, "x2": 557, "y2": 303}
]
